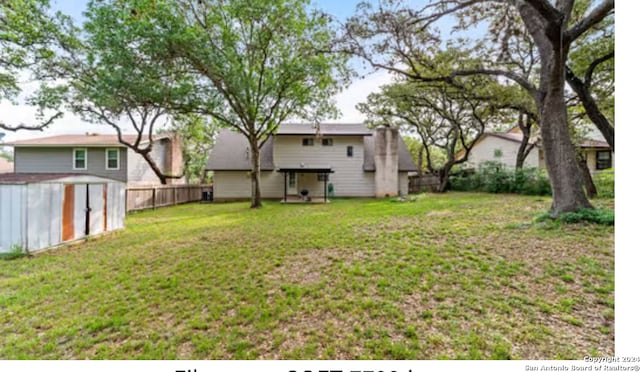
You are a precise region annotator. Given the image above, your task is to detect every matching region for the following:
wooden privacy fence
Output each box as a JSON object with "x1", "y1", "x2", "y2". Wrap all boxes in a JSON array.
[
  {"x1": 126, "y1": 184, "x2": 213, "y2": 212},
  {"x1": 408, "y1": 174, "x2": 440, "y2": 193}
]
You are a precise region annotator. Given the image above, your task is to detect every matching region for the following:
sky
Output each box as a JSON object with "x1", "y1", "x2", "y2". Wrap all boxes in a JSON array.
[{"x1": 1, "y1": 0, "x2": 398, "y2": 143}]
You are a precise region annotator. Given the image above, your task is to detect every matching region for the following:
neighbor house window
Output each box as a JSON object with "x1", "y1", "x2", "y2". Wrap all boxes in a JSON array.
[
  {"x1": 73, "y1": 148, "x2": 87, "y2": 170},
  {"x1": 346, "y1": 146, "x2": 353, "y2": 157},
  {"x1": 596, "y1": 150, "x2": 612, "y2": 170},
  {"x1": 302, "y1": 138, "x2": 314, "y2": 146},
  {"x1": 105, "y1": 148, "x2": 120, "y2": 170},
  {"x1": 322, "y1": 138, "x2": 333, "y2": 146}
]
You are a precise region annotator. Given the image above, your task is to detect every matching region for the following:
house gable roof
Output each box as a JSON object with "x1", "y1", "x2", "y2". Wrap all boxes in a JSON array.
[
  {"x1": 205, "y1": 130, "x2": 275, "y2": 171},
  {"x1": 276, "y1": 123, "x2": 372, "y2": 136},
  {"x1": 4, "y1": 134, "x2": 170, "y2": 147}
]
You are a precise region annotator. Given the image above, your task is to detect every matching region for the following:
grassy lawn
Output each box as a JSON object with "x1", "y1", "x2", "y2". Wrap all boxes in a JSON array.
[{"x1": 0, "y1": 193, "x2": 614, "y2": 359}]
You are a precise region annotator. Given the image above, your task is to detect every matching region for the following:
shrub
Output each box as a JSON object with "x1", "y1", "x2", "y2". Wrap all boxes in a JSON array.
[
  {"x1": 449, "y1": 161, "x2": 551, "y2": 196},
  {"x1": 593, "y1": 168, "x2": 614, "y2": 198},
  {"x1": 0, "y1": 245, "x2": 27, "y2": 260},
  {"x1": 536, "y1": 208, "x2": 614, "y2": 226}
]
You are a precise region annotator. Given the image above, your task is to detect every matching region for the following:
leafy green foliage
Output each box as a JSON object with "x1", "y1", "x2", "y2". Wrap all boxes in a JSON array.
[
  {"x1": 593, "y1": 168, "x2": 614, "y2": 198},
  {"x1": 167, "y1": 115, "x2": 218, "y2": 184},
  {"x1": 450, "y1": 161, "x2": 551, "y2": 196},
  {"x1": 536, "y1": 208, "x2": 614, "y2": 226},
  {"x1": 0, "y1": 245, "x2": 27, "y2": 260},
  {"x1": 0, "y1": 0, "x2": 76, "y2": 131}
]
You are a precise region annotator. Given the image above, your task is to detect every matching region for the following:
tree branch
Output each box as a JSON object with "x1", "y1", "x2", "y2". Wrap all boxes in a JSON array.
[{"x1": 564, "y1": 0, "x2": 614, "y2": 42}]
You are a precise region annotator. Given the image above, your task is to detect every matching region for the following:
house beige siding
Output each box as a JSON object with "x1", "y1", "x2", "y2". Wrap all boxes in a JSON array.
[
  {"x1": 584, "y1": 149, "x2": 615, "y2": 174},
  {"x1": 273, "y1": 136, "x2": 375, "y2": 197},
  {"x1": 466, "y1": 136, "x2": 539, "y2": 169},
  {"x1": 14, "y1": 147, "x2": 128, "y2": 182},
  {"x1": 213, "y1": 170, "x2": 282, "y2": 199}
]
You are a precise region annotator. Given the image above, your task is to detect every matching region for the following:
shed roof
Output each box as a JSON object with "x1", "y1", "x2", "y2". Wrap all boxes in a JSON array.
[
  {"x1": 0, "y1": 173, "x2": 122, "y2": 184},
  {"x1": 4, "y1": 133, "x2": 170, "y2": 147}
]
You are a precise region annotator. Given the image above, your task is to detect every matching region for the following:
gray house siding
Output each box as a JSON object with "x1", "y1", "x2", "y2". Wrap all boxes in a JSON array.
[{"x1": 14, "y1": 147, "x2": 128, "y2": 182}]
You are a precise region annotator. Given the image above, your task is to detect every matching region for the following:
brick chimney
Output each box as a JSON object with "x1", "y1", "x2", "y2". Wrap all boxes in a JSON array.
[
  {"x1": 164, "y1": 133, "x2": 184, "y2": 185},
  {"x1": 374, "y1": 126, "x2": 399, "y2": 197}
]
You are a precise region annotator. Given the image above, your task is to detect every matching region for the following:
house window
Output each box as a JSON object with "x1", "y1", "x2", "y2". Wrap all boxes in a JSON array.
[
  {"x1": 322, "y1": 138, "x2": 333, "y2": 146},
  {"x1": 318, "y1": 173, "x2": 329, "y2": 181},
  {"x1": 105, "y1": 148, "x2": 120, "y2": 170},
  {"x1": 288, "y1": 172, "x2": 296, "y2": 187},
  {"x1": 596, "y1": 150, "x2": 612, "y2": 170},
  {"x1": 302, "y1": 138, "x2": 314, "y2": 146},
  {"x1": 73, "y1": 148, "x2": 87, "y2": 170},
  {"x1": 347, "y1": 146, "x2": 353, "y2": 157}
]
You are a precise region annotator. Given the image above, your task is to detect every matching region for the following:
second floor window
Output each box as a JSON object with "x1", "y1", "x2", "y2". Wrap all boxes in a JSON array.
[
  {"x1": 73, "y1": 148, "x2": 87, "y2": 170},
  {"x1": 322, "y1": 138, "x2": 333, "y2": 146},
  {"x1": 347, "y1": 145, "x2": 353, "y2": 157},
  {"x1": 106, "y1": 148, "x2": 120, "y2": 170},
  {"x1": 302, "y1": 138, "x2": 314, "y2": 146}
]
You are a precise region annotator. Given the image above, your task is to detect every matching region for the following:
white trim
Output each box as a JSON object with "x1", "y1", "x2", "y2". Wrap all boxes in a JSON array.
[
  {"x1": 72, "y1": 148, "x2": 88, "y2": 170},
  {"x1": 105, "y1": 148, "x2": 120, "y2": 170}
]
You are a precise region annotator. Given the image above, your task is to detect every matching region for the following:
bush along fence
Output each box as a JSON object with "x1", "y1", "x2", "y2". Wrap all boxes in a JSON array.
[
  {"x1": 126, "y1": 184, "x2": 213, "y2": 212},
  {"x1": 449, "y1": 161, "x2": 552, "y2": 196}
]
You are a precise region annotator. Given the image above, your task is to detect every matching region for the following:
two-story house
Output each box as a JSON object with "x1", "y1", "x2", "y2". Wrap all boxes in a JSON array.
[
  {"x1": 459, "y1": 126, "x2": 614, "y2": 175},
  {"x1": 4, "y1": 133, "x2": 184, "y2": 186},
  {"x1": 206, "y1": 124, "x2": 418, "y2": 201}
]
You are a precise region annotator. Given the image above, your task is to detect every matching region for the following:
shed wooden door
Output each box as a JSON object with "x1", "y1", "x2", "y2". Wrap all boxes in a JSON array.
[{"x1": 62, "y1": 184, "x2": 75, "y2": 241}]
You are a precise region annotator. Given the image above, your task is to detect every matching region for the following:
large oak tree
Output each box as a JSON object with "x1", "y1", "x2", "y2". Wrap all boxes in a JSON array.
[{"x1": 342, "y1": 0, "x2": 613, "y2": 215}]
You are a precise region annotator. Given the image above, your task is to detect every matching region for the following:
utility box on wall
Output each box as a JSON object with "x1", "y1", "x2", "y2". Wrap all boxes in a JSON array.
[{"x1": 0, "y1": 173, "x2": 125, "y2": 253}]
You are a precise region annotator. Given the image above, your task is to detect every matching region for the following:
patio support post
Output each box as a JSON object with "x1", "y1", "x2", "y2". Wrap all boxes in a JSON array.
[
  {"x1": 324, "y1": 173, "x2": 327, "y2": 203},
  {"x1": 284, "y1": 172, "x2": 287, "y2": 202}
]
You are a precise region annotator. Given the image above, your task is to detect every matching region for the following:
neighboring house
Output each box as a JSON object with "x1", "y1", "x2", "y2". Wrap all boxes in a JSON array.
[
  {"x1": 460, "y1": 126, "x2": 613, "y2": 175},
  {"x1": 4, "y1": 133, "x2": 184, "y2": 186},
  {"x1": 0, "y1": 157, "x2": 13, "y2": 173},
  {"x1": 206, "y1": 124, "x2": 418, "y2": 200}
]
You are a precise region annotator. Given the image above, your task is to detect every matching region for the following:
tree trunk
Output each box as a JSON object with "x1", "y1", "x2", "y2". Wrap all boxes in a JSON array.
[
  {"x1": 516, "y1": 3, "x2": 593, "y2": 216},
  {"x1": 515, "y1": 115, "x2": 532, "y2": 170},
  {"x1": 141, "y1": 151, "x2": 168, "y2": 185},
  {"x1": 249, "y1": 139, "x2": 262, "y2": 208},
  {"x1": 435, "y1": 166, "x2": 451, "y2": 193},
  {"x1": 577, "y1": 153, "x2": 598, "y2": 198},
  {"x1": 418, "y1": 147, "x2": 424, "y2": 176},
  {"x1": 538, "y1": 49, "x2": 593, "y2": 216}
]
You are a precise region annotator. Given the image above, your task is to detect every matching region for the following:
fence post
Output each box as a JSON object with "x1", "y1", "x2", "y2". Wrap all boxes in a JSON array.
[
  {"x1": 152, "y1": 187, "x2": 156, "y2": 210},
  {"x1": 174, "y1": 186, "x2": 178, "y2": 206}
]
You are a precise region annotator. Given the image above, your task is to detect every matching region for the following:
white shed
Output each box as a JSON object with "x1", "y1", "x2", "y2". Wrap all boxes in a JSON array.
[{"x1": 0, "y1": 173, "x2": 125, "y2": 253}]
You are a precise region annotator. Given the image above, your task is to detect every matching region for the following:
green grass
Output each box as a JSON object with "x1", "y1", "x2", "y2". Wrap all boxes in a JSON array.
[{"x1": 0, "y1": 193, "x2": 614, "y2": 359}]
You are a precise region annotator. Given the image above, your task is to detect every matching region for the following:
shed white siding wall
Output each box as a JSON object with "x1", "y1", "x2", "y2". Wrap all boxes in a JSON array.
[
  {"x1": 27, "y1": 183, "x2": 64, "y2": 251},
  {"x1": 0, "y1": 185, "x2": 26, "y2": 253},
  {"x1": 274, "y1": 136, "x2": 375, "y2": 197},
  {"x1": 0, "y1": 178, "x2": 125, "y2": 253},
  {"x1": 466, "y1": 136, "x2": 540, "y2": 169}
]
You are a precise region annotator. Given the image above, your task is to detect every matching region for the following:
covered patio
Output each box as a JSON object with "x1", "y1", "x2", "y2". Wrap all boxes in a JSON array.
[{"x1": 278, "y1": 166, "x2": 334, "y2": 203}]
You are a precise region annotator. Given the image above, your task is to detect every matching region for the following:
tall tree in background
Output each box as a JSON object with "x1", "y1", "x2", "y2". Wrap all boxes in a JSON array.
[
  {"x1": 68, "y1": 1, "x2": 193, "y2": 185},
  {"x1": 359, "y1": 79, "x2": 502, "y2": 192},
  {"x1": 343, "y1": 0, "x2": 613, "y2": 216},
  {"x1": 155, "y1": 0, "x2": 349, "y2": 208},
  {"x1": 168, "y1": 114, "x2": 218, "y2": 184},
  {"x1": 0, "y1": 0, "x2": 75, "y2": 131}
]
